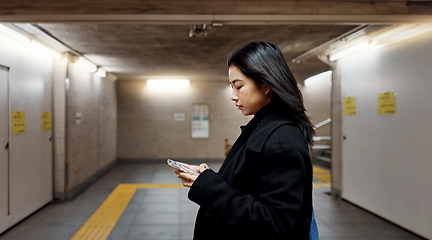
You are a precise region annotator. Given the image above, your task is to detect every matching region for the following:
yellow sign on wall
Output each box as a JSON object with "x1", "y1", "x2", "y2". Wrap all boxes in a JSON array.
[
  {"x1": 344, "y1": 97, "x2": 356, "y2": 115},
  {"x1": 378, "y1": 91, "x2": 396, "y2": 114},
  {"x1": 42, "y1": 112, "x2": 52, "y2": 131},
  {"x1": 11, "y1": 111, "x2": 25, "y2": 134}
]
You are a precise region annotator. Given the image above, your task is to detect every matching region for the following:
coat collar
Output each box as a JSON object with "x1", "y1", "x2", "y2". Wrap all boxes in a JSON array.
[{"x1": 243, "y1": 104, "x2": 297, "y2": 152}]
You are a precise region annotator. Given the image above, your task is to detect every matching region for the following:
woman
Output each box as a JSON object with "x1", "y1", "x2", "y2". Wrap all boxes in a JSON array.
[{"x1": 175, "y1": 41, "x2": 317, "y2": 239}]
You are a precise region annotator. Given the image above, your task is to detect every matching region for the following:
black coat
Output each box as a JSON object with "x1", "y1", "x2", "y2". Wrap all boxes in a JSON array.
[{"x1": 188, "y1": 103, "x2": 313, "y2": 240}]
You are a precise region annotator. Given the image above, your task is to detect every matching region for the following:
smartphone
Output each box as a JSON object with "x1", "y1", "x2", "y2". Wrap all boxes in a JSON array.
[{"x1": 167, "y1": 159, "x2": 200, "y2": 175}]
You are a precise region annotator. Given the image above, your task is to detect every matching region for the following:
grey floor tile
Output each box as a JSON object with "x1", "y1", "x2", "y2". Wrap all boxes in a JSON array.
[
  {"x1": 127, "y1": 224, "x2": 180, "y2": 240},
  {"x1": 180, "y1": 212, "x2": 199, "y2": 225},
  {"x1": 107, "y1": 225, "x2": 130, "y2": 240},
  {"x1": 180, "y1": 224, "x2": 195, "y2": 240},
  {"x1": 141, "y1": 194, "x2": 178, "y2": 204},
  {"x1": 180, "y1": 203, "x2": 199, "y2": 213},
  {"x1": 139, "y1": 202, "x2": 180, "y2": 213},
  {"x1": 117, "y1": 210, "x2": 138, "y2": 225},
  {"x1": 314, "y1": 222, "x2": 344, "y2": 239},
  {"x1": 134, "y1": 212, "x2": 180, "y2": 225}
]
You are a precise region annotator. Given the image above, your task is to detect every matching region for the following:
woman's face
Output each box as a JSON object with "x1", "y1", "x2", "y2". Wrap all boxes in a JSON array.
[{"x1": 229, "y1": 65, "x2": 272, "y2": 116}]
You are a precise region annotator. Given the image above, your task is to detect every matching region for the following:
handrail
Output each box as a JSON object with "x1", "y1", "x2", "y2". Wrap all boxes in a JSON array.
[
  {"x1": 313, "y1": 118, "x2": 331, "y2": 130},
  {"x1": 313, "y1": 136, "x2": 331, "y2": 141}
]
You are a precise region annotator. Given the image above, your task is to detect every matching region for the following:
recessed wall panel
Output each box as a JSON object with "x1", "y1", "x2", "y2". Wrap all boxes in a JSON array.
[{"x1": 0, "y1": 66, "x2": 9, "y2": 220}]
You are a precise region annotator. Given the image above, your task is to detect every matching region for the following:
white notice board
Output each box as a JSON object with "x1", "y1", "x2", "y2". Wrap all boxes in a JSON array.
[{"x1": 191, "y1": 103, "x2": 209, "y2": 138}]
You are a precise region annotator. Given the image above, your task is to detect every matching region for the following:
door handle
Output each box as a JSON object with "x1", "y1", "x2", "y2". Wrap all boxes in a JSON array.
[{"x1": 4, "y1": 142, "x2": 9, "y2": 149}]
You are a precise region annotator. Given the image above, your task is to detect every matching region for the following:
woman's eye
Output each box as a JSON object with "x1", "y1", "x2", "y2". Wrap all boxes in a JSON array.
[{"x1": 236, "y1": 86, "x2": 243, "y2": 90}]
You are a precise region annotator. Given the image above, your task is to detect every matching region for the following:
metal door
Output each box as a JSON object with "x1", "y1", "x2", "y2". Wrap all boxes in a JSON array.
[{"x1": 0, "y1": 66, "x2": 9, "y2": 220}]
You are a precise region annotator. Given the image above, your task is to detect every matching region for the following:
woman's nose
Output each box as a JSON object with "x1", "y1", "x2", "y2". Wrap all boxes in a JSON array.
[{"x1": 231, "y1": 91, "x2": 238, "y2": 102}]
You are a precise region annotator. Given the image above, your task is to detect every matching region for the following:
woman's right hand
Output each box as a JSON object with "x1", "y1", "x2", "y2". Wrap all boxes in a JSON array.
[{"x1": 175, "y1": 162, "x2": 209, "y2": 188}]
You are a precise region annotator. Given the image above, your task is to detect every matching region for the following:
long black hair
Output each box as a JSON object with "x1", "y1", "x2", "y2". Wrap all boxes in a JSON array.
[{"x1": 227, "y1": 41, "x2": 315, "y2": 144}]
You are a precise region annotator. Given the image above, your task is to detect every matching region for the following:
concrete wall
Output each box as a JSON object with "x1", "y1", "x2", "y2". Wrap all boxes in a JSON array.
[
  {"x1": 336, "y1": 31, "x2": 432, "y2": 239},
  {"x1": 117, "y1": 80, "x2": 251, "y2": 161}
]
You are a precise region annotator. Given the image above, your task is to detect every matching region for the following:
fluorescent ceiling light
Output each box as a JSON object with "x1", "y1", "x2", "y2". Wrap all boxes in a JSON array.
[
  {"x1": 147, "y1": 79, "x2": 190, "y2": 88},
  {"x1": 30, "y1": 40, "x2": 62, "y2": 60},
  {"x1": 0, "y1": 24, "x2": 29, "y2": 44},
  {"x1": 105, "y1": 73, "x2": 118, "y2": 82},
  {"x1": 327, "y1": 24, "x2": 432, "y2": 62},
  {"x1": 329, "y1": 41, "x2": 370, "y2": 62},
  {"x1": 304, "y1": 70, "x2": 332, "y2": 86},
  {"x1": 374, "y1": 24, "x2": 432, "y2": 45},
  {"x1": 15, "y1": 23, "x2": 71, "y2": 53},
  {"x1": 75, "y1": 57, "x2": 97, "y2": 73},
  {"x1": 95, "y1": 68, "x2": 107, "y2": 78},
  {"x1": 0, "y1": 24, "x2": 62, "y2": 60}
]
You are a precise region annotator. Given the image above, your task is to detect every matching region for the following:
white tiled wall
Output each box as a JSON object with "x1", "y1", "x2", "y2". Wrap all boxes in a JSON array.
[{"x1": 62, "y1": 61, "x2": 117, "y2": 194}]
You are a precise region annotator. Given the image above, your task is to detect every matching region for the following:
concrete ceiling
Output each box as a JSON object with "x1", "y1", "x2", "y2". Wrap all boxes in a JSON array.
[
  {"x1": 1, "y1": 0, "x2": 432, "y2": 83},
  {"x1": 37, "y1": 24, "x2": 355, "y2": 82}
]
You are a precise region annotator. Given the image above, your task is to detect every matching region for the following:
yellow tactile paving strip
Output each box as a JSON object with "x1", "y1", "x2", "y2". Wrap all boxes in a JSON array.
[
  {"x1": 70, "y1": 183, "x2": 183, "y2": 240},
  {"x1": 71, "y1": 168, "x2": 331, "y2": 240},
  {"x1": 313, "y1": 166, "x2": 331, "y2": 187}
]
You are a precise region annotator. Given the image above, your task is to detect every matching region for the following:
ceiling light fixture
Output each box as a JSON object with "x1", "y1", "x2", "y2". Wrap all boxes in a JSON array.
[
  {"x1": 0, "y1": 23, "x2": 116, "y2": 80},
  {"x1": 329, "y1": 41, "x2": 372, "y2": 62},
  {"x1": 0, "y1": 24, "x2": 30, "y2": 44},
  {"x1": 372, "y1": 24, "x2": 432, "y2": 45},
  {"x1": 147, "y1": 79, "x2": 190, "y2": 88},
  {"x1": 95, "y1": 68, "x2": 107, "y2": 78},
  {"x1": 29, "y1": 40, "x2": 62, "y2": 60},
  {"x1": 292, "y1": 25, "x2": 373, "y2": 64},
  {"x1": 304, "y1": 70, "x2": 332, "y2": 87},
  {"x1": 75, "y1": 57, "x2": 98, "y2": 73},
  {"x1": 0, "y1": 24, "x2": 62, "y2": 60},
  {"x1": 105, "y1": 73, "x2": 118, "y2": 82},
  {"x1": 326, "y1": 24, "x2": 432, "y2": 62}
]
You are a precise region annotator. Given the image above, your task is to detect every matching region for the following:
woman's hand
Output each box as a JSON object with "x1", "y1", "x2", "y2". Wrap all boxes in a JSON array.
[{"x1": 175, "y1": 162, "x2": 209, "y2": 188}]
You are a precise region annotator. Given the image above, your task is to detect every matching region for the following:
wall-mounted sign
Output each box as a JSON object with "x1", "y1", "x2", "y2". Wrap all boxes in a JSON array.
[
  {"x1": 42, "y1": 112, "x2": 52, "y2": 131},
  {"x1": 11, "y1": 111, "x2": 25, "y2": 134},
  {"x1": 173, "y1": 112, "x2": 185, "y2": 122},
  {"x1": 378, "y1": 91, "x2": 396, "y2": 114},
  {"x1": 344, "y1": 97, "x2": 356, "y2": 115},
  {"x1": 191, "y1": 103, "x2": 209, "y2": 138}
]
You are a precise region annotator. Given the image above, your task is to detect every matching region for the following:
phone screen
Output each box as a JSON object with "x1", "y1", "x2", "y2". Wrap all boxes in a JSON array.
[{"x1": 167, "y1": 159, "x2": 200, "y2": 175}]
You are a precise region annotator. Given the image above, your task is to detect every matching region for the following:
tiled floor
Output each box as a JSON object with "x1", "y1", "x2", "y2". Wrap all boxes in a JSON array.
[{"x1": 0, "y1": 162, "x2": 425, "y2": 240}]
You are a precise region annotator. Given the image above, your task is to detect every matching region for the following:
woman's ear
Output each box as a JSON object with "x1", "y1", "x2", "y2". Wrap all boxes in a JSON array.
[
  {"x1": 263, "y1": 84, "x2": 271, "y2": 95},
  {"x1": 258, "y1": 83, "x2": 272, "y2": 96}
]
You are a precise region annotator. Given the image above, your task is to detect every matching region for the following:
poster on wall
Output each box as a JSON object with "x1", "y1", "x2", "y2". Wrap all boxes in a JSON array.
[
  {"x1": 343, "y1": 97, "x2": 356, "y2": 115},
  {"x1": 42, "y1": 112, "x2": 52, "y2": 131},
  {"x1": 11, "y1": 111, "x2": 25, "y2": 134},
  {"x1": 378, "y1": 91, "x2": 396, "y2": 114},
  {"x1": 191, "y1": 103, "x2": 209, "y2": 138}
]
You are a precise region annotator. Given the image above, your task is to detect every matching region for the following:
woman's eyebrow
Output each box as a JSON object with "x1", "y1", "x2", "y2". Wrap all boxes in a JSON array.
[{"x1": 229, "y1": 79, "x2": 242, "y2": 85}]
